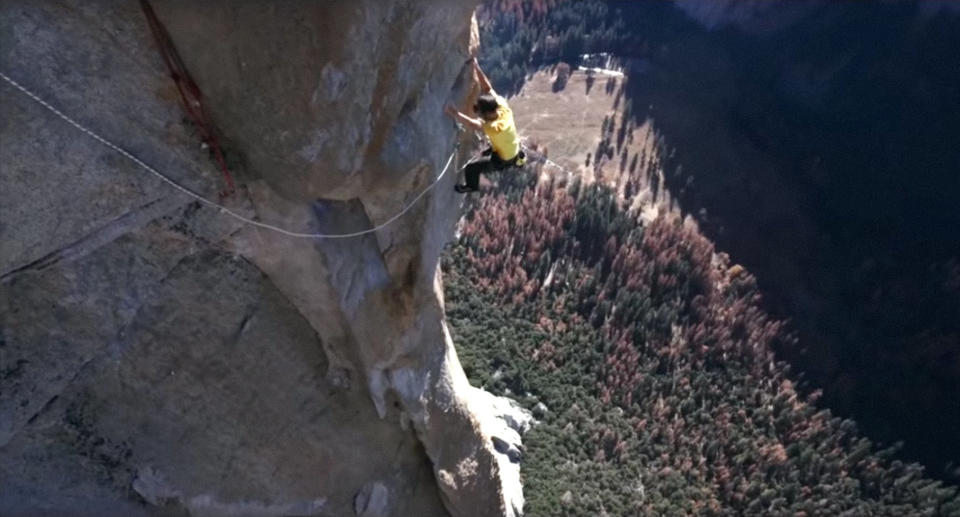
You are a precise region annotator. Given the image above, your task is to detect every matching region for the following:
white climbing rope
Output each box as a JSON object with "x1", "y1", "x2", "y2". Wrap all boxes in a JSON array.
[{"x1": 0, "y1": 70, "x2": 466, "y2": 239}]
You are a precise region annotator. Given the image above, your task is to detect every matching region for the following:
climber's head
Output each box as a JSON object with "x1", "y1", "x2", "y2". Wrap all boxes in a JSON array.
[{"x1": 474, "y1": 94, "x2": 500, "y2": 121}]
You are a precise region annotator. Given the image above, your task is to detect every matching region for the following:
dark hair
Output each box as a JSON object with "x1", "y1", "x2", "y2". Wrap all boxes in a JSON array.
[{"x1": 474, "y1": 93, "x2": 499, "y2": 115}]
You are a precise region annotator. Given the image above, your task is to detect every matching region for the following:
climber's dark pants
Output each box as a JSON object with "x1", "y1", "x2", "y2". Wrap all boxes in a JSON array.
[{"x1": 464, "y1": 151, "x2": 513, "y2": 190}]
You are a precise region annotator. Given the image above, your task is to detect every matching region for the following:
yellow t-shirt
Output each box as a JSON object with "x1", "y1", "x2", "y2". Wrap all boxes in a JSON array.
[{"x1": 482, "y1": 93, "x2": 520, "y2": 160}]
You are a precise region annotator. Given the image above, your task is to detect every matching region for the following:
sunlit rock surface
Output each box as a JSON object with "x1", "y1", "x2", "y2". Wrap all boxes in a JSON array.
[{"x1": 0, "y1": 2, "x2": 527, "y2": 516}]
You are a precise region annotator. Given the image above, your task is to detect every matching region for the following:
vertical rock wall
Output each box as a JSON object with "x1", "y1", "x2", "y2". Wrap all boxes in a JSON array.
[{"x1": 0, "y1": 1, "x2": 527, "y2": 516}]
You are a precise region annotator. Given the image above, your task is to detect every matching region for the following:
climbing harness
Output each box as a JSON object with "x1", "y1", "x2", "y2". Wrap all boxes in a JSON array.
[
  {"x1": 478, "y1": 146, "x2": 525, "y2": 167},
  {"x1": 140, "y1": 0, "x2": 235, "y2": 196},
  {"x1": 0, "y1": 70, "x2": 467, "y2": 239}
]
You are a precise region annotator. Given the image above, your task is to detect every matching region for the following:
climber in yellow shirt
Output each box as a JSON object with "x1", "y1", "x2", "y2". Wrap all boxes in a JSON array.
[{"x1": 444, "y1": 58, "x2": 525, "y2": 193}]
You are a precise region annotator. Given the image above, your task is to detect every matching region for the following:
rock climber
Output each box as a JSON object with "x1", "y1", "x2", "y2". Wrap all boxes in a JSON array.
[{"x1": 444, "y1": 57, "x2": 525, "y2": 193}]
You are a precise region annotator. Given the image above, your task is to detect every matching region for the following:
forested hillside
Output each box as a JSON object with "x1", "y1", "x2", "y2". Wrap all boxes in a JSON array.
[
  {"x1": 476, "y1": 0, "x2": 662, "y2": 94},
  {"x1": 442, "y1": 169, "x2": 959, "y2": 515},
  {"x1": 474, "y1": 0, "x2": 960, "y2": 482}
]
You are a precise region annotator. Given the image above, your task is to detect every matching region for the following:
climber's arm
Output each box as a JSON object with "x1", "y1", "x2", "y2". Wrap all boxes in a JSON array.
[
  {"x1": 444, "y1": 103, "x2": 484, "y2": 131},
  {"x1": 472, "y1": 58, "x2": 494, "y2": 94}
]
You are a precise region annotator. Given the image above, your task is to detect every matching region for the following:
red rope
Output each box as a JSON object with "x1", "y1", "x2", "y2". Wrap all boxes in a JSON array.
[{"x1": 140, "y1": 0, "x2": 235, "y2": 196}]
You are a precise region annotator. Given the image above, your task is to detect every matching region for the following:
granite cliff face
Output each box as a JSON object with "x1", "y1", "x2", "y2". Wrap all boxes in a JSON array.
[{"x1": 0, "y1": 2, "x2": 529, "y2": 516}]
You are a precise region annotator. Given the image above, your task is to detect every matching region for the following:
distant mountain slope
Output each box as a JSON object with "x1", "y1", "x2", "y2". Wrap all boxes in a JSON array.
[
  {"x1": 476, "y1": 0, "x2": 960, "y2": 481},
  {"x1": 443, "y1": 168, "x2": 960, "y2": 515}
]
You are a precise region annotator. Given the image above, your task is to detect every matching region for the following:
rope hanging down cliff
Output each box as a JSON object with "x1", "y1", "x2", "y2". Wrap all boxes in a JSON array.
[{"x1": 0, "y1": 71, "x2": 467, "y2": 240}]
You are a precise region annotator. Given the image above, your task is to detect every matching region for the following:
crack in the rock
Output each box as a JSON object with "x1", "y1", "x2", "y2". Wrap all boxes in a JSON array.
[
  {"x1": 1, "y1": 195, "x2": 186, "y2": 283},
  {"x1": 3, "y1": 350, "x2": 101, "y2": 448}
]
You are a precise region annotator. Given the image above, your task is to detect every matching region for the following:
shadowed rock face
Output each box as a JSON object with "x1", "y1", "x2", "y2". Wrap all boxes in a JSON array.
[{"x1": 0, "y1": 2, "x2": 528, "y2": 516}]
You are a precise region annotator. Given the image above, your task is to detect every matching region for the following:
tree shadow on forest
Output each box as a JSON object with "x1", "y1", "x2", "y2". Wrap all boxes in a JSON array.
[{"x1": 615, "y1": 3, "x2": 960, "y2": 482}]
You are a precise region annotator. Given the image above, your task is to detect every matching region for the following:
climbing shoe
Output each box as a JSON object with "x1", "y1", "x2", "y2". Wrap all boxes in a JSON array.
[{"x1": 454, "y1": 184, "x2": 477, "y2": 194}]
